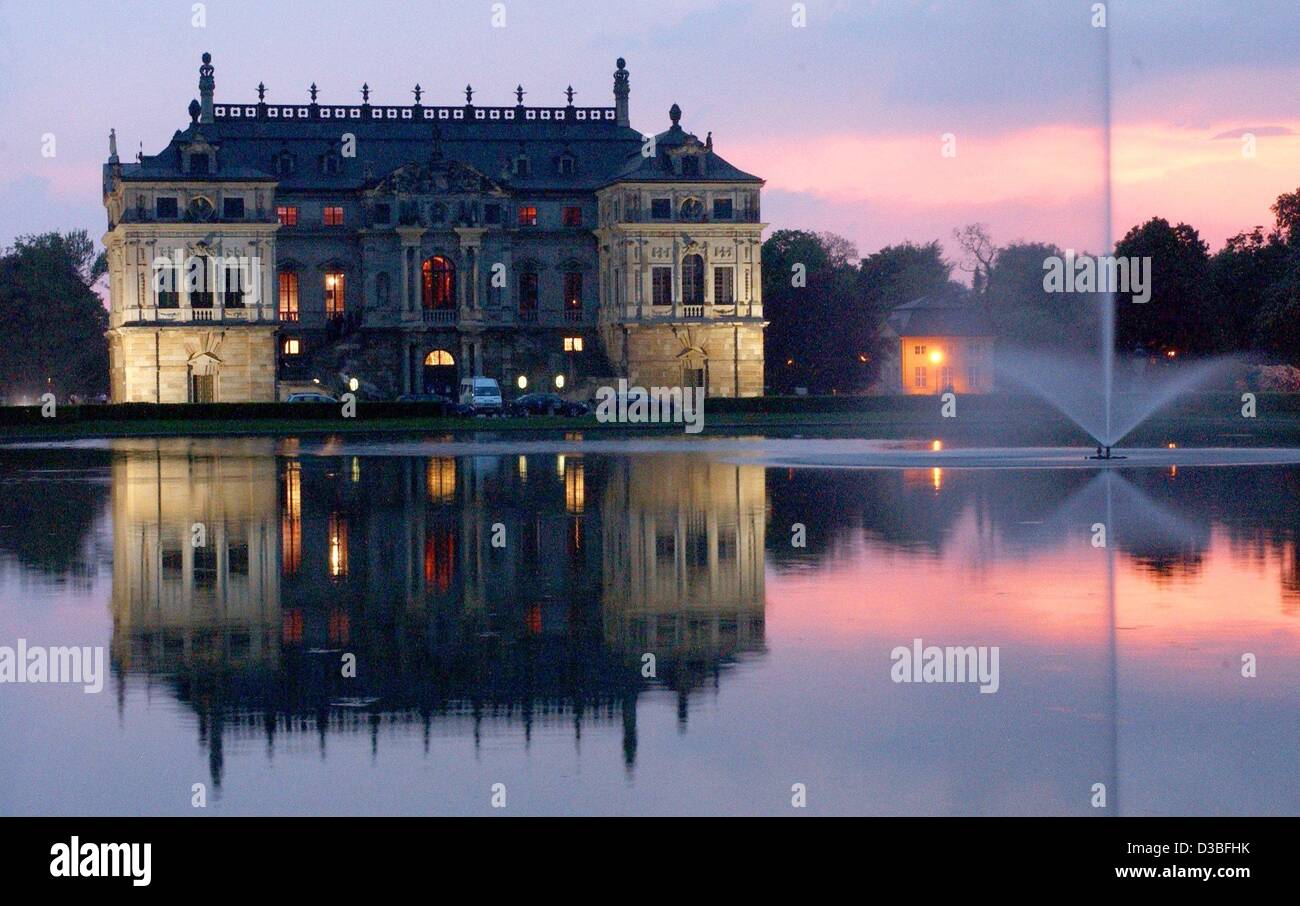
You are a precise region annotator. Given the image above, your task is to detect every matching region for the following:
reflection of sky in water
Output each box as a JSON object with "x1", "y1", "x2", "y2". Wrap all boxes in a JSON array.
[{"x1": 0, "y1": 439, "x2": 1296, "y2": 816}]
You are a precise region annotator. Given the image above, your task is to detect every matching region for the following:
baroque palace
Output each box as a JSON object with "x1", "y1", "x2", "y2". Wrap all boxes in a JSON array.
[{"x1": 102, "y1": 54, "x2": 766, "y2": 403}]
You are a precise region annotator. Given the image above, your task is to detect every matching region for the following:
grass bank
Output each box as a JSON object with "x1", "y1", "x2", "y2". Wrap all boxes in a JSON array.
[{"x1": 2, "y1": 394, "x2": 1299, "y2": 446}]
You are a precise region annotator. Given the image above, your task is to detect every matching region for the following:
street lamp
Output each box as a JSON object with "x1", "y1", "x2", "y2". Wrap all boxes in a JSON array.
[
  {"x1": 517, "y1": 374, "x2": 528, "y2": 390},
  {"x1": 554, "y1": 374, "x2": 565, "y2": 390}
]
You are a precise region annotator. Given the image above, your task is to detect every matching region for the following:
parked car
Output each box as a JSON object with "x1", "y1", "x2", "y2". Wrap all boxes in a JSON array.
[
  {"x1": 286, "y1": 392, "x2": 338, "y2": 403},
  {"x1": 395, "y1": 392, "x2": 474, "y2": 416},
  {"x1": 458, "y1": 376, "x2": 503, "y2": 415},
  {"x1": 508, "y1": 393, "x2": 590, "y2": 417}
]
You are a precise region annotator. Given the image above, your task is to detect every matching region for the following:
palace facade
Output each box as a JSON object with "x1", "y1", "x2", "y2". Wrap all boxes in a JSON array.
[{"x1": 102, "y1": 54, "x2": 766, "y2": 403}]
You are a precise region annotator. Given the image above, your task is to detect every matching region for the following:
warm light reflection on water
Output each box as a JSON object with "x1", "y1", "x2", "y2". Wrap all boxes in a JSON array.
[{"x1": 0, "y1": 438, "x2": 1295, "y2": 816}]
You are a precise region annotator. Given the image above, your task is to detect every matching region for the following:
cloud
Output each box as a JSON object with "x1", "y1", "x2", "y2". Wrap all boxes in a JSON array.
[{"x1": 1211, "y1": 126, "x2": 1296, "y2": 140}]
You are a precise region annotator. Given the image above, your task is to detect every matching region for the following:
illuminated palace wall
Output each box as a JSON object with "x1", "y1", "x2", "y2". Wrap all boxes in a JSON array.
[{"x1": 110, "y1": 439, "x2": 281, "y2": 674}]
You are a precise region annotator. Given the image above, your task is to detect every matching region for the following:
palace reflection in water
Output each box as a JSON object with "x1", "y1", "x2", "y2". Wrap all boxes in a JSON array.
[
  {"x1": 3, "y1": 438, "x2": 1298, "y2": 814},
  {"x1": 108, "y1": 440, "x2": 766, "y2": 785}
]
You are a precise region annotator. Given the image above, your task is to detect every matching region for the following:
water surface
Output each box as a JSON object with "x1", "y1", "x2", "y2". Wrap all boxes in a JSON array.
[{"x1": 0, "y1": 436, "x2": 1296, "y2": 815}]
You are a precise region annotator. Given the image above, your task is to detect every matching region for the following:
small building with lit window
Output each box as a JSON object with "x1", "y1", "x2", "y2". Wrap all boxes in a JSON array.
[
  {"x1": 102, "y1": 53, "x2": 765, "y2": 402},
  {"x1": 882, "y1": 292, "x2": 995, "y2": 395}
]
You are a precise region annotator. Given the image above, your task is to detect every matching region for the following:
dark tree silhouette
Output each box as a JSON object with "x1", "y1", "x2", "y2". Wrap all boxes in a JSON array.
[{"x1": 0, "y1": 230, "x2": 109, "y2": 401}]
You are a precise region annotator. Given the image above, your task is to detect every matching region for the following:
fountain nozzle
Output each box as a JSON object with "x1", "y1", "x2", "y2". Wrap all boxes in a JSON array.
[{"x1": 1088, "y1": 444, "x2": 1125, "y2": 461}]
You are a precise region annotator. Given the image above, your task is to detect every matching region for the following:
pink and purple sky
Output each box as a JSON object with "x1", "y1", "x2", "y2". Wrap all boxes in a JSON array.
[{"x1": 1, "y1": 0, "x2": 1298, "y2": 263}]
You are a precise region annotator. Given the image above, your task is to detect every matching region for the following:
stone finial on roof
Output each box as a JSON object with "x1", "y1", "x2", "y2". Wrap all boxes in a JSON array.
[
  {"x1": 614, "y1": 57, "x2": 630, "y2": 127},
  {"x1": 669, "y1": 103, "x2": 681, "y2": 126},
  {"x1": 198, "y1": 52, "x2": 215, "y2": 124},
  {"x1": 515, "y1": 84, "x2": 525, "y2": 104},
  {"x1": 465, "y1": 84, "x2": 474, "y2": 104},
  {"x1": 188, "y1": 98, "x2": 201, "y2": 123},
  {"x1": 309, "y1": 82, "x2": 318, "y2": 103},
  {"x1": 413, "y1": 83, "x2": 423, "y2": 104},
  {"x1": 257, "y1": 82, "x2": 266, "y2": 102},
  {"x1": 361, "y1": 83, "x2": 370, "y2": 104},
  {"x1": 565, "y1": 85, "x2": 575, "y2": 105}
]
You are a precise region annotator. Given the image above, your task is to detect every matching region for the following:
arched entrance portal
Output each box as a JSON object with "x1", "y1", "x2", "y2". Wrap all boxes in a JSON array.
[{"x1": 423, "y1": 349, "x2": 456, "y2": 396}]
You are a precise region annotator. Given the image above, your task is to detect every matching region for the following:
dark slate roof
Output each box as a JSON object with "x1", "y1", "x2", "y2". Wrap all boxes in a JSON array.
[
  {"x1": 604, "y1": 116, "x2": 762, "y2": 185},
  {"x1": 887, "y1": 291, "x2": 994, "y2": 337},
  {"x1": 109, "y1": 98, "x2": 758, "y2": 193}
]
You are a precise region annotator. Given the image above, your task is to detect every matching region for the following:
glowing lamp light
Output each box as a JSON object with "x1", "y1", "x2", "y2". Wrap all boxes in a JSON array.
[
  {"x1": 348, "y1": 377, "x2": 359, "y2": 392},
  {"x1": 1166, "y1": 349, "x2": 1177, "y2": 358},
  {"x1": 554, "y1": 374, "x2": 565, "y2": 389},
  {"x1": 931, "y1": 440, "x2": 943, "y2": 452},
  {"x1": 929, "y1": 350, "x2": 944, "y2": 364},
  {"x1": 516, "y1": 374, "x2": 528, "y2": 390}
]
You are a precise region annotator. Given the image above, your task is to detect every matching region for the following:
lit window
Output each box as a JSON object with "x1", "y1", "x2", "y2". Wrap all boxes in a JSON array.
[
  {"x1": 427, "y1": 458, "x2": 456, "y2": 504},
  {"x1": 276, "y1": 205, "x2": 298, "y2": 226},
  {"x1": 324, "y1": 271, "x2": 346, "y2": 317},
  {"x1": 562, "y1": 206, "x2": 582, "y2": 227},
  {"x1": 323, "y1": 205, "x2": 344, "y2": 226},
  {"x1": 517, "y1": 206, "x2": 538, "y2": 226},
  {"x1": 282, "y1": 338, "x2": 301, "y2": 355},
  {"x1": 563, "y1": 336, "x2": 584, "y2": 352},
  {"x1": 327, "y1": 513, "x2": 349, "y2": 579},
  {"x1": 421, "y1": 256, "x2": 455, "y2": 309},
  {"x1": 282, "y1": 462, "x2": 301, "y2": 575},
  {"x1": 278, "y1": 271, "x2": 299, "y2": 321},
  {"x1": 914, "y1": 345, "x2": 926, "y2": 356}
]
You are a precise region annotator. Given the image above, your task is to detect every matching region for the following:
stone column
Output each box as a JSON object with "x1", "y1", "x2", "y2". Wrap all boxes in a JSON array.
[{"x1": 671, "y1": 236, "x2": 680, "y2": 319}]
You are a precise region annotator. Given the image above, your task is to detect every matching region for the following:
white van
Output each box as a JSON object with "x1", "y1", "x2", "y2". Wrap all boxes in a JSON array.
[{"x1": 459, "y1": 376, "x2": 503, "y2": 414}]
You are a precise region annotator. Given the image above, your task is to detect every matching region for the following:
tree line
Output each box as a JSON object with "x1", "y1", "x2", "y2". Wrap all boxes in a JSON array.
[
  {"x1": 0, "y1": 231, "x2": 108, "y2": 402},
  {"x1": 762, "y1": 186, "x2": 1300, "y2": 394},
  {"x1": 6, "y1": 184, "x2": 1300, "y2": 403}
]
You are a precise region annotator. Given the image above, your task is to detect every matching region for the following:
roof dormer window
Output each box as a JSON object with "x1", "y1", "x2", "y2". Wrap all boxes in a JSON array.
[
  {"x1": 558, "y1": 154, "x2": 575, "y2": 176},
  {"x1": 320, "y1": 153, "x2": 340, "y2": 176},
  {"x1": 513, "y1": 155, "x2": 530, "y2": 178},
  {"x1": 189, "y1": 153, "x2": 210, "y2": 175},
  {"x1": 274, "y1": 151, "x2": 296, "y2": 176}
]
